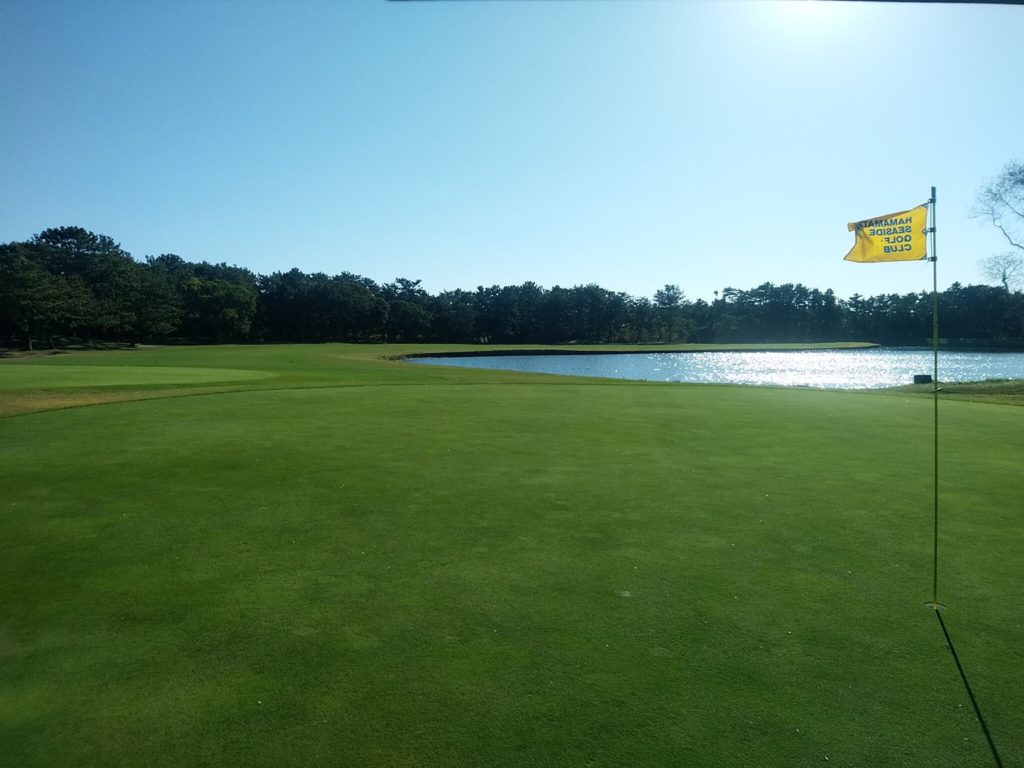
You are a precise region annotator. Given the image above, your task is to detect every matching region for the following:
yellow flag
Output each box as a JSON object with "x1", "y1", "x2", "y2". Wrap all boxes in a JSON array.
[{"x1": 844, "y1": 204, "x2": 929, "y2": 263}]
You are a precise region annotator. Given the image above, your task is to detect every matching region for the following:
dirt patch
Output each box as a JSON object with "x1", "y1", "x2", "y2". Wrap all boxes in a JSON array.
[{"x1": 0, "y1": 386, "x2": 241, "y2": 418}]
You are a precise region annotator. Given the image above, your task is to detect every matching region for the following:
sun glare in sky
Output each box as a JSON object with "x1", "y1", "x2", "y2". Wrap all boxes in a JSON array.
[{"x1": 757, "y1": 0, "x2": 860, "y2": 45}]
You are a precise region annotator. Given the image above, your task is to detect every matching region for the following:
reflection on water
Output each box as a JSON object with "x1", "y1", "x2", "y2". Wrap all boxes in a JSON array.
[{"x1": 410, "y1": 348, "x2": 1024, "y2": 389}]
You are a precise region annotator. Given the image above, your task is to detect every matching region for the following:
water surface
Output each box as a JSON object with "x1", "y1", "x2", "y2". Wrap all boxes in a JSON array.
[{"x1": 410, "y1": 348, "x2": 1024, "y2": 389}]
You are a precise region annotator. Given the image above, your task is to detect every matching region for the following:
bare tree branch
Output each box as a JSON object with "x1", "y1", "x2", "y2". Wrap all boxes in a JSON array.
[
  {"x1": 993, "y1": 220, "x2": 1024, "y2": 252},
  {"x1": 977, "y1": 252, "x2": 1024, "y2": 291},
  {"x1": 976, "y1": 160, "x2": 1024, "y2": 254}
]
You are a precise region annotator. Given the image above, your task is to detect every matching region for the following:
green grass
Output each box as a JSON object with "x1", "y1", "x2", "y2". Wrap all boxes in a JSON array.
[{"x1": 1, "y1": 344, "x2": 1021, "y2": 767}]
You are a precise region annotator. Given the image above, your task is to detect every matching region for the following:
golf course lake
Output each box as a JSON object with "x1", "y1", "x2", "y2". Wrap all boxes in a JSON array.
[{"x1": 411, "y1": 348, "x2": 1024, "y2": 389}]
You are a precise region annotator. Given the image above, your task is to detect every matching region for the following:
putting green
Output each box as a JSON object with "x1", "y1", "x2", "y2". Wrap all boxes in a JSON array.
[{"x1": 0, "y1": 365, "x2": 276, "y2": 389}]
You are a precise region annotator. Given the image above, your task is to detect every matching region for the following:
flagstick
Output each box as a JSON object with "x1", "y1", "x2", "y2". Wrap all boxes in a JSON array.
[
  {"x1": 926, "y1": 191, "x2": 1005, "y2": 765},
  {"x1": 927, "y1": 186, "x2": 943, "y2": 612},
  {"x1": 926, "y1": 188, "x2": 1005, "y2": 764}
]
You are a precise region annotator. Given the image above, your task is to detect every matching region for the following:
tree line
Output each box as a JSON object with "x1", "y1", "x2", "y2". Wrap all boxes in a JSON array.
[{"x1": 2, "y1": 226, "x2": 1023, "y2": 350}]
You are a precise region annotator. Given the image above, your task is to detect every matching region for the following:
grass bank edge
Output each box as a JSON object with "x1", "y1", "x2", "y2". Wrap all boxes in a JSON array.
[
  {"x1": 20, "y1": 341, "x2": 1024, "y2": 419},
  {"x1": 388, "y1": 340, "x2": 877, "y2": 360}
]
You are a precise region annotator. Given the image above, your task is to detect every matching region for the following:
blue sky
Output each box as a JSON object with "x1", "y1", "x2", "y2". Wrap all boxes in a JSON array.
[{"x1": 2, "y1": 0, "x2": 1021, "y2": 301}]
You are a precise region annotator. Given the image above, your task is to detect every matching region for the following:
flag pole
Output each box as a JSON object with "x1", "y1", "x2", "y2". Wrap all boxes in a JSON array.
[
  {"x1": 927, "y1": 186, "x2": 943, "y2": 612},
  {"x1": 926, "y1": 187, "x2": 1005, "y2": 766},
  {"x1": 843, "y1": 191, "x2": 1003, "y2": 764}
]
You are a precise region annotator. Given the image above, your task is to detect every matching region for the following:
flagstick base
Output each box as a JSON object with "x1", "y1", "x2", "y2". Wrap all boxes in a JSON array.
[{"x1": 925, "y1": 601, "x2": 946, "y2": 612}]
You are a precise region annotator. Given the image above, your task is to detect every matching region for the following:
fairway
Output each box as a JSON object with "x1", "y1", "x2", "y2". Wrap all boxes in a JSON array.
[{"x1": 1, "y1": 345, "x2": 1021, "y2": 767}]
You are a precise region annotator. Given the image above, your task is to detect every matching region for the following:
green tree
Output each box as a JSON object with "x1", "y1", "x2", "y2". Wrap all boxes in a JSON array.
[
  {"x1": 625, "y1": 296, "x2": 656, "y2": 342},
  {"x1": 0, "y1": 242, "x2": 91, "y2": 348},
  {"x1": 136, "y1": 254, "x2": 190, "y2": 339},
  {"x1": 331, "y1": 275, "x2": 388, "y2": 342},
  {"x1": 384, "y1": 279, "x2": 431, "y2": 342},
  {"x1": 31, "y1": 226, "x2": 142, "y2": 338},
  {"x1": 182, "y1": 277, "x2": 257, "y2": 341},
  {"x1": 473, "y1": 285, "x2": 518, "y2": 343},
  {"x1": 940, "y1": 283, "x2": 1016, "y2": 341},
  {"x1": 431, "y1": 289, "x2": 477, "y2": 343},
  {"x1": 537, "y1": 286, "x2": 575, "y2": 343},
  {"x1": 653, "y1": 284, "x2": 686, "y2": 342}
]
